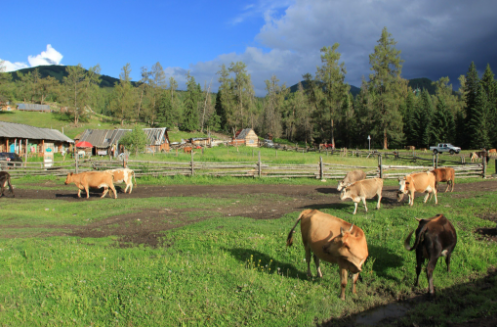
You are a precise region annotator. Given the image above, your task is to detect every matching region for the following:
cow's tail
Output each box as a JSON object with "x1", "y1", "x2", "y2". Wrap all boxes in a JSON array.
[
  {"x1": 404, "y1": 224, "x2": 429, "y2": 251},
  {"x1": 286, "y1": 211, "x2": 305, "y2": 247}
]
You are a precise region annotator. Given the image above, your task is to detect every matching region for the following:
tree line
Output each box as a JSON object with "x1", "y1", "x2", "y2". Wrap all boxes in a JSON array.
[{"x1": 1, "y1": 27, "x2": 496, "y2": 150}]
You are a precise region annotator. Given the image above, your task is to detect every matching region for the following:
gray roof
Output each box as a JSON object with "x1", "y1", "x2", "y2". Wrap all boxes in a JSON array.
[
  {"x1": 0, "y1": 121, "x2": 74, "y2": 143},
  {"x1": 17, "y1": 103, "x2": 50, "y2": 111},
  {"x1": 78, "y1": 127, "x2": 168, "y2": 148},
  {"x1": 236, "y1": 128, "x2": 256, "y2": 140}
]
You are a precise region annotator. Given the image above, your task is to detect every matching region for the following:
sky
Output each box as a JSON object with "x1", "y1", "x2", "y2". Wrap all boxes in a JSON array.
[{"x1": 1, "y1": 0, "x2": 497, "y2": 96}]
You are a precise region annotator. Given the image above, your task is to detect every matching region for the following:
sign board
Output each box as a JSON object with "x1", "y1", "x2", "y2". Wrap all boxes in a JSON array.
[
  {"x1": 44, "y1": 152, "x2": 54, "y2": 168},
  {"x1": 46, "y1": 148, "x2": 52, "y2": 152}
]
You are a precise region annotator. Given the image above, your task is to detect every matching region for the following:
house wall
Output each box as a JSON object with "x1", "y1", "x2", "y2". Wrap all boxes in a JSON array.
[
  {"x1": 245, "y1": 130, "x2": 259, "y2": 147},
  {"x1": 0, "y1": 138, "x2": 71, "y2": 156}
]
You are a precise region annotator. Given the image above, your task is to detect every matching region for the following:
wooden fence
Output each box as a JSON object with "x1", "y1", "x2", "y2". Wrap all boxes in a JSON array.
[{"x1": 1, "y1": 151, "x2": 494, "y2": 180}]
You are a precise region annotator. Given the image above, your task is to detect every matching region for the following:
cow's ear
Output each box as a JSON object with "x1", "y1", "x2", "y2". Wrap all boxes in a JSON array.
[{"x1": 415, "y1": 217, "x2": 422, "y2": 222}]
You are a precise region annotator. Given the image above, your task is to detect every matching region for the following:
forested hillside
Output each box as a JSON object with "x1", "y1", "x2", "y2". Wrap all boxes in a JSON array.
[{"x1": 1, "y1": 27, "x2": 496, "y2": 149}]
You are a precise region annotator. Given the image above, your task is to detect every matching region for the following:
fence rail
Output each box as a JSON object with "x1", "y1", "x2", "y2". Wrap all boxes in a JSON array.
[{"x1": 1, "y1": 152, "x2": 495, "y2": 180}]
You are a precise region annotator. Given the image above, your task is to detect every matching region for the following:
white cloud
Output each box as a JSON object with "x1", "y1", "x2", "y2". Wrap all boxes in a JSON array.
[
  {"x1": 28, "y1": 44, "x2": 63, "y2": 67},
  {"x1": 0, "y1": 44, "x2": 63, "y2": 73},
  {"x1": 0, "y1": 59, "x2": 29, "y2": 72}
]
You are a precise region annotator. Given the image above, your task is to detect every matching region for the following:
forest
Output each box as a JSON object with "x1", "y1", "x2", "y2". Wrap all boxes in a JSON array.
[{"x1": 1, "y1": 27, "x2": 496, "y2": 150}]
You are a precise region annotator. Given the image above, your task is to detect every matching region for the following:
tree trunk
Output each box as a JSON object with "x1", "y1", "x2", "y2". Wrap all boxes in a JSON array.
[{"x1": 383, "y1": 129, "x2": 388, "y2": 150}]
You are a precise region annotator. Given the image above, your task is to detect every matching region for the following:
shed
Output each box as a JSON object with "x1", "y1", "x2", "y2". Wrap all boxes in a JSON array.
[
  {"x1": 0, "y1": 121, "x2": 74, "y2": 156},
  {"x1": 234, "y1": 128, "x2": 259, "y2": 147},
  {"x1": 17, "y1": 103, "x2": 51, "y2": 112}
]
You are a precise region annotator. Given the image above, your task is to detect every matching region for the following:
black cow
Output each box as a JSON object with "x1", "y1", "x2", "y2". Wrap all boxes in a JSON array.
[
  {"x1": 404, "y1": 214, "x2": 457, "y2": 295},
  {"x1": 0, "y1": 172, "x2": 15, "y2": 197}
]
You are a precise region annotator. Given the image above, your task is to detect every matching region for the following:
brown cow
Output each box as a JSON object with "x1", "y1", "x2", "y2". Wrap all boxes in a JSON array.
[
  {"x1": 0, "y1": 172, "x2": 14, "y2": 197},
  {"x1": 419, "y1": 148, "x2": 428, "y2": 152},
  {"x1": 337, "y1": 170, "x2": 367, "y2": 191},
  {"x1": 488, "y1": 149, "x2": 496, "y2": 156},
  {"x1": 105, "y1": 168, "x2": 136, "y2": 193},
  {"x1": 404, "y1": 214, "x2": 457, "y2": 295},
  {"x1": 65, "y1": 172, "x2": 117, "y2": 199},
  {"x1": 184, "y1": 147, "x2": 193, "y2": 153},
  {"x1": 286, "y1": 209, "x2": 368, "y2": 300},
  {"x1": 397, "y1": 172, "x2": 437, "y2": 206},
  {"x1": 430, "y1": 167, "x2": 455, "y2": 192},
  {"x1": 405, "y1": 146, "x2": 415, "y2": 151},
  {"x1": 340, "y1": 178, "x2": 383, "y2": 214}
]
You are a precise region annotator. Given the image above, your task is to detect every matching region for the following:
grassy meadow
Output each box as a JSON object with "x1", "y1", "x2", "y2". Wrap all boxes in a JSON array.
[{"x1": 1, "y1": 174, "x2": 497, "y2": 326}]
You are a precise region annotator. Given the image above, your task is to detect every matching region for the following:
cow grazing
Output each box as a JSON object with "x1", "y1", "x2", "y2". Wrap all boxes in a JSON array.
[
  {"x1": 431, "y1": 167, "x2": 455, "y2": 192},
  {"x1": 420, "y1": 148, "x2": 428, "y2": 153},
  {"x1": 397, "y1": 172, "x2": 437, "y2": 206},
  {"x1": 337, "y1": 170, "x2": 367, "y2": 191},
  {"x1": 404, "y1": 214, "x2": 457, "y2": 295},
  {"x1": 105, "y1": 168, "x2": 136, "y2": 193},
  {"x1": 0, "y1": 172, "x2": 15, "y2": 197},
  {"x1": 405, "y1": 146, "x2": 415, "y2": 151},
  {"x1": 286, "y1": 209, "x2": 368, "y2": 300},
  {"x1": 489, "y1": 149, "x2": 497, "y2": 156},
  {"x1": 65, "y1": 172, "x2": 117, "y2": 199},
  {"x1": 340, "y1": 178, "x2": 383, "y2": 214},
  {"x1": 471, "y1": 151, "x2": 490, "y2": 163},
  {"x1": 184, "y1": 147, "x2": 193, "y2": 153},
  {"x1": 470, "y1": 152, "x2": 479, "y2": 163}
]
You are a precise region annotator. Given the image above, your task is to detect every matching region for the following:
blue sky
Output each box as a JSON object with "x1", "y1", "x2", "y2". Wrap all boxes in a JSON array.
[{"x1": 2, "y1": 0, "x2": 497, "y2": 96}]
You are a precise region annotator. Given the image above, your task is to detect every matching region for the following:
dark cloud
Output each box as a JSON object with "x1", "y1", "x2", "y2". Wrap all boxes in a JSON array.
[{"x1": 168, "y1": 0, "x2": 497, "y2": 95}]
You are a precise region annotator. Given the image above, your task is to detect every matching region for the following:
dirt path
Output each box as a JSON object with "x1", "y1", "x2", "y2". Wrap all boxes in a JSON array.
[{"x1": 3, "y1": 180, "x2": 497, "y2": 247}]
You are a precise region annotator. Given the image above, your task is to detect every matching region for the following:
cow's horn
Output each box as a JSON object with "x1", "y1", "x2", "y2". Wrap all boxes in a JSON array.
[
  {"x1": 415, "y1": 217, "x2": 422, "y2": 222},
  {"x1": 340, "y1": 227, "x2": 345, "y2": 236},
  {"x1": 348, "y1": 224, "x2": 354, "y2": 232}
]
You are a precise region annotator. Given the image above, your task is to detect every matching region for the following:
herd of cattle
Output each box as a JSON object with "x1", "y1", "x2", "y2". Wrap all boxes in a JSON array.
[
  {"x1": 0, "y1": 164, "x2": 476, "y2": 301},
  {"x1": 288, "y1": 167, "x2": 457, "y2": 299}
]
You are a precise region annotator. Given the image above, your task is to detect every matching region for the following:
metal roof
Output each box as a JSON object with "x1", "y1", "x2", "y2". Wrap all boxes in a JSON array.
[
  {"x1": 78, "y1": 127, "x2": 168, "y2": 148},
  {"x1": 17, "y1": 103, "x2": 50, "y2": 111},
  {"x1": 0, "y1": 121, "x2": 74, "y2": 143},
  {"x1": 235, "y1": 128, "x2": 256, "y2": 140}
]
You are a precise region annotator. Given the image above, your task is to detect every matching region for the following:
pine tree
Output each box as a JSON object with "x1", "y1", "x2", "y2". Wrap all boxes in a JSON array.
[
  {"x1": 431, "y1": 97, "x2": 456, "y2": 144},
  {"x1": 481, "y1": 64, "x2": 497, "y2": 147},
  {"x1": 214, "y1": 90, "x2": 227, "y2": 130},
  {"x1": 182, "y1": 72, "x2": 200, "y2": 131},
  {"x1": 467, "y1": 84, "x2": 490, "y2": 149},
  {"x1": 110, "y1": 63, "x2": 136, "y2": 126},
  {"x1": 368, "y1": 27, "x2": 405, "y2": 149},
  {"x1": 156, "y1": 90, "x2": 174, "y2": 127},
  {"x1": 463, "y1": 62, "x2": 480, "y2": 148},
  {"x1": 402, "y1": 91, "x2": 416, "y2": 147}
]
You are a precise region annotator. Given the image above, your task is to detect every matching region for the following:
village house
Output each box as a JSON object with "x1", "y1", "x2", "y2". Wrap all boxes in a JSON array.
[
  {"x1": 76, "y1": 127, "x2": 170, "y2": 156},
  {"x1": 0, "y1": 101, "x2": 13, "y2": 111},
  {"x1": 232, "y1": 128, "x2": 259, "y2": 147},
  {"x1": 0, "y1": 121, "x2": 74, "y2": 156}
]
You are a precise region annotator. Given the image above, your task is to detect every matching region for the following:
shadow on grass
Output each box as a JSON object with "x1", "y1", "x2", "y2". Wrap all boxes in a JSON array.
[
  {"x1": 316, "y1": 187, "x2": 339, "y2": 195},
  {"x1": 56, "y1": 187, "x2": 120, "y2": 199},
  {"x1": 368, "y1": 245, "x2": 405, "y2": 282},
  {"x1": 319, "y1": 268, "x2": 497, "y2": 327},
  {"x1": 223, "y1": 247, "x2": 307, "y2": 279}
]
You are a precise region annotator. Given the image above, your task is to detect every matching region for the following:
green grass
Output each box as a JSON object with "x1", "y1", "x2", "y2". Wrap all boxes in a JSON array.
[{"x1": 1, "y1": 184, "x2": 497, "y2": 326}]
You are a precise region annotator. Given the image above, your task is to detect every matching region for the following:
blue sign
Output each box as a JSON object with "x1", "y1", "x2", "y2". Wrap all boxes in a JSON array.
[{"x1": 46, "y1": 148, "x2": 52, "y2": 152}]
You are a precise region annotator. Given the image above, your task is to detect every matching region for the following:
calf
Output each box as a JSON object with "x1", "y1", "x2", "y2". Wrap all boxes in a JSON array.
[
  {"x1": 0, "y1": 172, "x2": 15, "y2": 197},
  {"x1": 65, "y1": 172, "x2": 117, "y2": 199},
  {"x1": 337, "y1": 170, "x2": 366, "y2": 191},
  {"x1": 340, "y1": 178, "x2": 383, "y2": 214},
  {"x1": 287, "y1": 209, "x2": 368, "y2": 300},
  {"x1": 397, "y1": 172, "x2": 437, "y2": 206},
  {"x1": 404, "y1": 214, "x2": 457, "y2": 295},
  {"x1": 105, "y1": 168, "x2": 136, "y2": 193},
  {"x1": 430, "y1": 167, "x2": 455, "y2": 192}
]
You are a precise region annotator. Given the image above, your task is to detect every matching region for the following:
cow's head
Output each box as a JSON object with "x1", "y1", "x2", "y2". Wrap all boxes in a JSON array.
[
  {"x1": 339, "y1": 187, "x2": 351, "y2": 201},
  {"x1": 337, "y1": 180, "x2": 347, "y2": 191},
  {"x1": 322, "y1": 224, "x2": 365, "y2": 273},
  {"x1": 397, "y1": 175, "x2": 411, "y2": 201},
  {"x1": 64, "y1": 172, "x2": 74, "y2": 185}
]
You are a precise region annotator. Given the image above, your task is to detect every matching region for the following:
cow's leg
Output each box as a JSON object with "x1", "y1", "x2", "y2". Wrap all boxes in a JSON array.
[
  {"x1": 340, "y1": 268, "x2": 348, "y2": 300},
  {"x1": 426, "y1": 256, "x2": 439, "y2": 295},
  {"x1": 433, "y1": 188, "x2": 438, "y2": 204},
  {"x1": 77, "y1": 188, "x2": 81, "y2": 198},
  {"x1": 124, "y1": 183, "x2": 129, "y2": 194},
  {"x1": 110, "y1": 185, "x2": 117, "y2": 199},
  {"x1": 376, "y1": 192, "x2": 382, "y2": 210},
  {"x1": 362, "y1": 197, "x2": 368, "y2": 212},
  {"x1": 313, "y1": 254, "x2": 323, "y2": 278},
  {"x1": 423, "y1": 192, "x2": 430, "y2": 203},
  {"x1": 409, "y1": 191, "x2": 415, "y2": 206},
  {"x1": 415, "y1": 248, "x2": 424, "y2": 287},
  {"x1": 305, "y1": 247, "x2": 312, "y2": 277},
  {"x1": 85, "y1": 186, "x2": 90, "y2": 199},
  {"x1": 128, "y1": 182, "x2": 133, "y2": 194},
  {"x1": 444, "y1": 181, "x2": 450, "y2": 193},
  {"x1": 451, "y1": 179, "x2": 455, "y2": 192},
  {"x1": 352, "y1": 272, "x2": 360, "y2": 294},
  {"x1": 353, "y1": 202, "x2": 358, "y2": 215},
  {"x1": 101, "y1": 187, "x2": 109, "y2": 198}
]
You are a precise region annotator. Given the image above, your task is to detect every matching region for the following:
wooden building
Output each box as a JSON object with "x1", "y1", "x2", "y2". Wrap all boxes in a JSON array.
[
  {"x1": 76, "y1": 127, "x2": 170, "y2": 156},
  {"x1": 233, "y1": 128, "x2": 259, "y2": 147},
  {"x1": 16, "y1": 103, "x2": 51, "y2": 112},
  {"x1": 0, "y1": 121, "x2": 74, "y2": 156}
]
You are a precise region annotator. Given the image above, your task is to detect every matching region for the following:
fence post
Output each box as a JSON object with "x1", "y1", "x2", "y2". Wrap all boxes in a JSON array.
[
  {"x1": 378, "y1": 154, "x2": 383, "y2": 178},
  {"x1": 319, "y1": 156, "x2": 324, "y2": 180},
  {"x1": 432, "y1": 153, "x2": 436, "y2": 168},
  {"x1": 258, "y1": 151, "x2": 262, "y2": 177},
  {"x1": 25, "y1": 139, "x2": 28, "y2": 167},
  {"x1": 191, "y1": 150, "x2": 194, "y2": 176},
  {"x1": 436, "y1": 153, "x2": 439, "y2": 168},
  {"x1": 75, "y1": 150, "x2": 79, "y2": 174},
  {"x1": 482, "y1": 152, "x2": 487, "y2": 178},
  {"x1": 494, "y1": 158, "x2": 497, "y2": 176}
]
